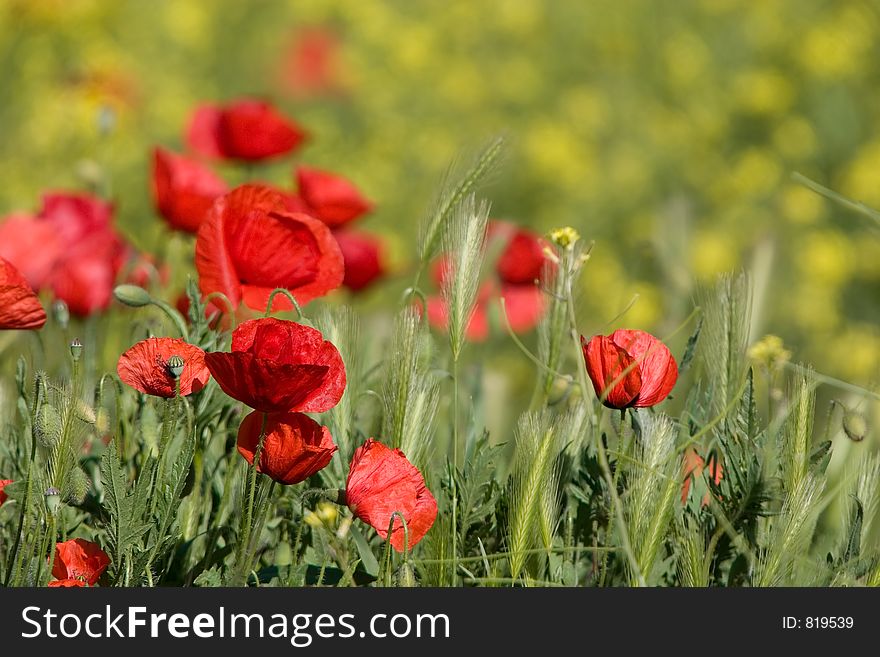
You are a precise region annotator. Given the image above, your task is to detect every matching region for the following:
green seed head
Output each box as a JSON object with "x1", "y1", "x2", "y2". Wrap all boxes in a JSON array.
[
  {"x1": 843, "y1": 411, "x2": 868, "y2": 442},
  {"x1": 44, "y1": 487, "x2": 61, "y2": 515}
]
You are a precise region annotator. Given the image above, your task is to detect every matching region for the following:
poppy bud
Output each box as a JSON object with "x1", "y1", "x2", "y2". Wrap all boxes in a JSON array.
[
  {"x1": 113, "y1": 284, "x2": 152, "y2": 308},
  {"x1": 66, "y1": 467, "x2": 91, "y2": 505},
  {"x1": 70, "y1": 338, "x2": 83, "y2": 362},
  {"x1": 275, "y1": 542, "x2": 292, "y2": 567},
  {"x1": 74, "y1": 400, "x2": 97, "y2": 424},
  {"x1": 166, "y1": 355, "x2": 185, "y2": 379},
  {"x1": 44, "y1": 486, "x2": 61, "y2": 515},
  {"x1": 393, "y1": 562, "x2": 418, "y2": 588},
  {"x1": 843, "y1": 411, "x2": 868, "y2": 442},
  {"x1": 35, "y1": 404, "x2": 63, "y2": 448},
  {"x1": 52, "y1": 300, "x2": 70, "y2": 329},
  {"x1": 582, "y1": 329, "x2": 678, "y2": 409}
]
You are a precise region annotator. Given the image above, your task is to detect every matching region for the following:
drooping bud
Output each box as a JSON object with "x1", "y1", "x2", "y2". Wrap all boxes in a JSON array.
[
  {"x1": 113, "y1": 284, "x2": 152, "y2": 308},
  {"x1": 69, "y1": 339, "x2": 83, "y2": 363},
  {"x1": 44, "y1": 486, "x2": 61, "y2": 515},
  {"x1": 74, "y1": 399, "x2": 97, "y2": 424},
  {"x1": 35, "y1": 404, "x2": 63, "y2": 448},
  {"x1": 843, "y1": 410, "x2": 868, "y2": 442},
  {"x1": 64, "y1": 467, "x2": 91, "y2": 505},
  {"x1": 52, "y1": 300, "x2": 70, "y2": 330},
  {"x1": 393, "y1": 562, "x2": 418, "y2": 588},
  {"x1": 166, "y1": 355, "x2": 185, "y2": 379}
]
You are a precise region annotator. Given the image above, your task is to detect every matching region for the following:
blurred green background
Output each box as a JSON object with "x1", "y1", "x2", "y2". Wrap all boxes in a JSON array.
[{"x1": 1, "y1": 0, "x2": 879, "y2": 389}]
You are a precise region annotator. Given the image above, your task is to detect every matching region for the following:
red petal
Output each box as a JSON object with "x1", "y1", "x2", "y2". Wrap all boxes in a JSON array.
[
  {"x1": 204, "y1": 351, "x2": 329, "y2": 413},
  {"x1": 237, "y1": 411, "x2": 336, "y2": 485},
  {"x1": 194, "y1": 192, "x2": 245, "y2": 308},
  {"x1": 38, "y1": 192, "x2": 114, "y2": 245},
  {"x1": 218, "y1": 99, "x2": 306, "y2": 161},
  {"x1": 496, "y1": 229, "x2": 549, "y2": 285},
  {"x1": 610, "y1": 329, "x2": 678, "y2": 407},
  {"x1": 500, "y1": 283, "x2": 545, "y2": 334},
  {"x1": 0, "y1": 257, "x2": 46, "y2": 330},
  {"x1": 117, "y1": 338, "x2": 210, "y2": 398},
  {"x1": 52, "y1": 538, "x2": 110, "y2": 585},
  {"x1": 333, "y1": 229, "x2": 385, "y2": 291},
  {"x1": 230, "y1": 318, "x2": 346, "y2": 413},
  {"x1": 0, "y1": 214, "x2": 62, "y2": 289},
  {"x1": 345, "y1": 439, "x2": 438, "y2": 551},
  {"x1": 48, "y1": 579, "x2": 87, "y2": 588},
  {"x1": 0, "y1": 479, "x2": 12, "y2": 506},
  {"x1": 152, "y1": 147, "x2": 228, "y2": 233},
  {"x1": 296, "y1": 166, "x2": 372, "y2": 227},
  {"x1": 582, "y1": 334, "x2": 642, "y2": 409},
  {"x1": 186, "y1": 104, "x2": 225, "y2": 158}
]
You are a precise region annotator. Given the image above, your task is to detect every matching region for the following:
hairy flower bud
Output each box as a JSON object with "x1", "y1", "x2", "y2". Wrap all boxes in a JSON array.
[
  {"x1": 113, "y1": 284, "x2": 152, "y2": 308},
  {"x1": 843, "y1": 411, "x2": 868, "y2": 442}
]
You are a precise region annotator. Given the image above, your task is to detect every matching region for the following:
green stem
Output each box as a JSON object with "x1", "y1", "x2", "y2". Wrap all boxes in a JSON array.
[
  {"x1": 450, "y1": 357, "x2": 459, "y2": 587},
  {"x1": 233, "y1": 412, "x2": 269, "y2": 585},
  {"x1": 564, "y1": 267, "x2": 644, "y2": 586}
]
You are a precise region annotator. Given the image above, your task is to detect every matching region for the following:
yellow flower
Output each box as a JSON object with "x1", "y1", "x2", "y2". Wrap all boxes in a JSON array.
[{"x1": 748, "y1": 335, "x2": 792, "y2": 372}]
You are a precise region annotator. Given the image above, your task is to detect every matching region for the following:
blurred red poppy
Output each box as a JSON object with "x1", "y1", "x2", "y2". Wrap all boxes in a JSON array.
[
  {"x1": 681, "y1": 448, "x2": 724, "y2": 506},
  {"x1": 237, "y1": 410, "x2": 336, "y2": 485},
  {"x1": 0, "y1": 192, "x2": 129, "y2": 317},
  {"x1": 333, "y1": 229, "x2": 385, "y2": 292},
  {"x1": 345, "y1": 439, "x2": 437, "y2": 552},
  {"x1": 295, "y1": 166, "x2": 372, "y2": 228},
  {"x1": 0, "y1": 479, "x2": 12, "y2": 506},
  {"x1": 0, "y1": 213, "x2": 60, "y2": 289},
  {"x1": 49, "y1": 538, "x2": 110, "y2": 587},
  {"x1": 581, "y1": 329, "x2": 678, "y2": 409},
  {"x1": 117, "y1": 338, "x2": 210, "y2": 398},
  {"x1": 151, "y1": 147, "x2": 228, "y2": 233},
  {"x1": 186, "y1": 99, "x2": 306, "y2": 162},
  {"x1": 0, "y1": 257, "x2": 46, "y2": 330},
  {"x1": 279, "y1": 26, "x2": 344, "y2": 98},
  {"x1": 125, "y1": 252, "x2": 169, "y2": 290},
  {"x1": 195, "y1": 184, "x2": 344, "y2": 311},
  {"x1": 426, "y1": 221, "x2": 550, "y2": 342},
  {"x1": 204, "y1": 317, "x2": 346, "y2": 414}
]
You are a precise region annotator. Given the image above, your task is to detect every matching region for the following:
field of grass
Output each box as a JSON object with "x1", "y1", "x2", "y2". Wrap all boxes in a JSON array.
[{"x1": 1, "y1": 0, "x2": 879, "y2": 587}]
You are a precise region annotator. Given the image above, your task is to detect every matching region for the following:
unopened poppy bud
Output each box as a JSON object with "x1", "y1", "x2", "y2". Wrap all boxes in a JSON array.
[
  {"x1": 843, "y1": 411, "x2": 868, "y2": 442},
  {"x1": 166, "y1": 355, "x2": 185, "y2": 379},
  {"x1": 44, "y1": 486, "x2": 61, "y2": 515},
  {"x1": 113, "y1": 284, "x2": 152, "y2": 308},
  {"x1": 275, "y1": 542, "x2": 292, "y2": 567},
  {"x1": 69, "y1": 339, "x2": 83, "y2": 362},
  {"x1": 35, "y1": 404, "x2": 63, "y2": 448},
  {"x1": 549, "y1": 226, "x2": 580, "y2": 249},
  {"x1": 52, "y1": 300, "x2": 70, "y2": 329},
  {"x1": 393, "y1": 562, "x2": 418, "y2": 588}
]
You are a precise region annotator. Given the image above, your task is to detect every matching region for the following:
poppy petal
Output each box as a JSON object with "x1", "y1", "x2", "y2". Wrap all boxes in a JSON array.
[
  {"x1": 117, "y1": 338, "x2": 210, "y2": 398},
  {"x1": 237, "y1": 411, "x2": 336, "y2": 485},
  {"x1": 186, "y1": 104, "x2": 225, "y2": 158},
  {"x1": 582, "y1": 334, "x2": 642, "y2": 408},
  {"x1": 610, "y1": 329, "x2": 678, "y2": 407},
  {"x1": 0, "y1": 257, "x2": 46, "y2": 330},
  {"x1": 296, "y1": 166, "x2": 373, "y2": 227},
  {"x1": 152, "y1": 147, "x2": 228, "y2": 233}
]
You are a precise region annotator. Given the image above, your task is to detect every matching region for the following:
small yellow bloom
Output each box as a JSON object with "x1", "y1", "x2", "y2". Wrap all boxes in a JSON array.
[
  {"x1": 549, "y1": 227, "x2": 580, "y2": 249},
  {"x1": 748, "y1": 335, "x2": 792, "y2": 372}
]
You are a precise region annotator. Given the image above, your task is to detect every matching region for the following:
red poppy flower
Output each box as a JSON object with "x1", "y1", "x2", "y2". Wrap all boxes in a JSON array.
[
  {"x1": 426, "y1": 222, "x2": 550, "y2": 342},
  {"x1": 581, "y1": 329, "x2": 678, "y2": 409},
  {"x1": 204, "y1": 317, "x2": 346, "y2": 414},
  {"x1": 279, "y1": 26, "x2": 344, "y2": 98},
  {"x1": 186, "y1": 99, "x2": 306, "y2": 162},
  {"x1": 49, "y1": 538, "x2": 110, "y2": 587},
  {"x1": 0, "y1": 213, "x2": 61, "y2": 289},
  {"x1": 0, "y1": 479, "x2": 12, "y2": 506},
  {"x1": 0, "y1": 257, "x2": 46, "y2": 330},
  {"x1": 125, "y1": 252, "x2": 169, "y2": 289},
  {"x1": 117, "y1": 338, "x2": 210, "y2": 398},
  {"x1": 681, "y1": 449, "x2": 724, "y2": 506},
  {"x1": 332, "y1": 229, "x2": 385, "y2": 292},
  {"x1": 0, "y1": 192, "x2": 129, "y2": 317},
  {"x1": 237, "y1": 410, "x2": 336, "y2": 485},
  {"x1": 195, "y1": 184, "x2": 344, "y2": 311},
  {"x1": 345, "y1": 439, "x2": 437, "y2": 552},
  {"x1": 295, "y1": 167, "x2": 372, "y2": 227},
  {"x1": 151, "y1": 147, "x2": 228, "y2": 233}
]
